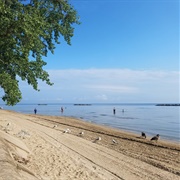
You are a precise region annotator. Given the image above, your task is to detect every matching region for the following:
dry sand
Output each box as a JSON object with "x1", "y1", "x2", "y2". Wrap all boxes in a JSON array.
[{"x1": 0, "y1": 110, "x2": 179, "y2": 180}]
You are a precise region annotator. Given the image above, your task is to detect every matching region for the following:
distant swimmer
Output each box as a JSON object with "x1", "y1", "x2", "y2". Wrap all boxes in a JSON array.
[
  {"x1": 34, "y1": 108, "x2": 37, "y2": 114},
  {"x1": 122, "y1": 109, "x2": 124, "y2": 113},
  {"x1": 141, "y1": 132, "x2": 146, "y2": 139},
  {"x1": 151, "y1": 134, "x2": 160, "y2": 142},
  {"x1": 113, "y1": 107, "x2": 116, "y2": 115},
  {"x1": 61, "y1": 107, "x2": 64, "y2": 113}
]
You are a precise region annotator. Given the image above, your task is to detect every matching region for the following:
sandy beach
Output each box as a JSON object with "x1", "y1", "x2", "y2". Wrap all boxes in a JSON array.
[{"x1": 0, "y1": 110, "x2": 179, "y2": 180}]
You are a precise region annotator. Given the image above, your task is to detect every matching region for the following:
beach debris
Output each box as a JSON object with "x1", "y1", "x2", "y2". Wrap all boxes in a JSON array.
[
  {"x1": 53, "y1": 125, "x2": 58, "y2": 128},
  {"x1": 63, "y1": 128, "x2": 71, "y2": 133},
  {"x1": 151, "y1": 134, "x2": 160, "y2": 142},
  {"x1": 3, "y1": 122, "x2": 12, "y2": 133},
  {"x1": 112, "y1": 139, "x2": 118, "y2": 144},
  {"x1": 12, "y1": 153, "x2": 29, "y2": 164},
  {"x1": 7, "y1": 122, "x2": 11, "y2": 126},
  {"x1": 79, "y1": 131, "x2": 84, "y2": 136},
  {"x1": 17, "y1": 130, "x2": 31, "y2": 139},
  {"x1": 141, "y1": 132, "x2": 146, "y2": 139}
]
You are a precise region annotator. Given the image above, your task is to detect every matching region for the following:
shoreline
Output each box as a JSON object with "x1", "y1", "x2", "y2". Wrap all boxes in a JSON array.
[
  {"x1": 0, "y1": 110, "x2": 179, "y2": 179},
  {"x1": 31, "y1": 112, "x2": 179, "y2": 146},
  {"x1": 5, "y1": 109, "x2": 179, "y2": 144},
  {"x1": 76, "y1": 116, "x2": 179, "y2": 144},
  {"x1": 2, "y1": 103, "x2": 179, "y2": 143}
]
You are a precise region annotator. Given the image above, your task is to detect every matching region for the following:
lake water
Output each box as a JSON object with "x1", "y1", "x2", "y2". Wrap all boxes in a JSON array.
[{"x1": 1, "y1": 103, "x2": 179, "y2": 142}]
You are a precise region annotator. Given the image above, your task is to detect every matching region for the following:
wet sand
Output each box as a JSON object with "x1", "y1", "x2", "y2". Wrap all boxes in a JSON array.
[{"x1": 0, "y1": 110, "x2": 179, "y2": 180}]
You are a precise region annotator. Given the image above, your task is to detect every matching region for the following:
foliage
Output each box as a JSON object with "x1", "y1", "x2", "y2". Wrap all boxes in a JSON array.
[{"x1": 0, "y1": 0, "x2": 79, "y2": 105}]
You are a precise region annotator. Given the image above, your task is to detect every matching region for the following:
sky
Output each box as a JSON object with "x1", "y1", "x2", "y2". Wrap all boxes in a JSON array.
[{"x1": 1, "y1": 0, "x2": 180, "y2": 104}]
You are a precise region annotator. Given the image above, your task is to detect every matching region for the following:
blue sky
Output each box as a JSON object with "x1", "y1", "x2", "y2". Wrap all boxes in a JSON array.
[
  {"x1": 45, "y1": 0, "x2": 179, "y2": 70},
  {"x1": 1, "y1": 0, "x2": 179, "y2": 104}
]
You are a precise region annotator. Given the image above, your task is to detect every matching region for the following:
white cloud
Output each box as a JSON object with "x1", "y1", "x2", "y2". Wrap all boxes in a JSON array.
[
  {"x1": 1, "y1": 68, "x2": 179, "y2": 104},
  {"x1": 86, "y1": 85, "x2": 138, "y2": 93},
  {"x1": 43, "y1": 69, "x2": 179, "y2": 103},
  {"x1": 96, "y1": 94, "x2": 108, "y2": 101}
]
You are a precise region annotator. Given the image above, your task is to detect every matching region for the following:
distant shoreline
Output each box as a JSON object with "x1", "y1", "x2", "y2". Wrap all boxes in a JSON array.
[
  {"x1": 74, "y1": 104, "x2": 92, "y2": 106},
  {"x1": 1, "y1": 102, "x2": 180, "y2": 106},
  {"x1": 156, "y1": 103, "x2": 180, "y2": 106}
]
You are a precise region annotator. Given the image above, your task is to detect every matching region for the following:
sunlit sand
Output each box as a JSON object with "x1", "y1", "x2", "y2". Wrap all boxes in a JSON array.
[{"x1": 0, "y1": 110, "x2": 179, "y2": 180}]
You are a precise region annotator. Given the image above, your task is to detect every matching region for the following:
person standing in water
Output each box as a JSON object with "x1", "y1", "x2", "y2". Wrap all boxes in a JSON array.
[
  {"x1": 113, "y1": 107, "x2": 116, "y2": 115},
  {"x1": 34, "y1": 108, "x2": 37, "y2": 114}
]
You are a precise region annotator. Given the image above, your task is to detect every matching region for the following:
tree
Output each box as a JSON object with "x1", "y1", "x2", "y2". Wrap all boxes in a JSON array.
[{"x1": 0, "y1": 0, "x2": 79, "y2": 105}]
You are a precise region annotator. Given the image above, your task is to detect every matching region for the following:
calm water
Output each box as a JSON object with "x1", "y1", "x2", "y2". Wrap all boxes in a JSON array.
[{"x1": 1, "y1": 103, "x2": 179, "y2": 142}]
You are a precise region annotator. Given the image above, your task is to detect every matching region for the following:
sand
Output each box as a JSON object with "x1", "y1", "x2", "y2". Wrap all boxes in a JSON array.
[{"x1": 0, "y1": 110, "x2": 179, "y2": 180}]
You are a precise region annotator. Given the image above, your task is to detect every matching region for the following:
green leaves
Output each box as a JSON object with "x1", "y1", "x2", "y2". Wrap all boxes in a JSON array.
[
  {"x1": 0, "y1": 73, "x2": 22, "y2": 105},
  {"x1": 0, "y1": 0, "x2": 79, "y2": 105}
]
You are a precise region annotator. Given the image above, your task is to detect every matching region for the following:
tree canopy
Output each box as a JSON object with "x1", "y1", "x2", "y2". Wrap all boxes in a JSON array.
[{"x1": 0, "y1": 0, "x2": 79, "y2": 105}]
